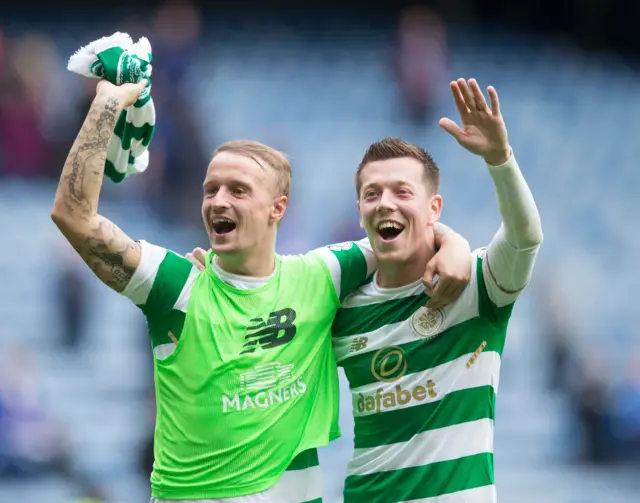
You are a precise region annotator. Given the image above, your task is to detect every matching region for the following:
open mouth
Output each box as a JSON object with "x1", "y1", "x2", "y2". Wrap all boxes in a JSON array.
[
  {"x1": 211, "y1": 217, "x2": 237, "y2": 236},
  {"x1": 376, "y1": 221, "x2": 405, "y2": 242}
]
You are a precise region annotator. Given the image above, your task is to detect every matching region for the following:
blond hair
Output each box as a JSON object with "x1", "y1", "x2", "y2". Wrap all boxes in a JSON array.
[
  {"x1": 213, "y1": 140, "x2": 291, "y2": 197},
  {"x1": 355, "y1": 137, "x2": 439, "y2": 196}
]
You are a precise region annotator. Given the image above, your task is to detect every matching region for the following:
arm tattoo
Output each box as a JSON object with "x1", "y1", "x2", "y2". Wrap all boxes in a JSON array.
[
  {"x1": 60, "y1": 97, "x2": 120, "y2": 219},
  {"x1": 53, "y1": 95, "x2": 141, "y2": 292},
  {"x1": 80, "y1": 218, "x2": 141, "y2": 292}
]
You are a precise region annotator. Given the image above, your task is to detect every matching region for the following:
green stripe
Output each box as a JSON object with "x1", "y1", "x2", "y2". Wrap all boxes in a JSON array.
[
  {"x1": 113, "y1": 110, "x2": 128, "y2": 140},
  {"x1": 476, "y1": 255, "x2": 514, "y2": 327},
  {"x1": 286, "y1": 448, "x2": 319, "y2": 471},
  {"x1": 113, "y1": 114, "x2": 154, "y2": 151},
  {"x1": 104, "y1": 160, "x2": 126, "y2": 183},
  {"x1": 302, "y1": 499, "x2": 322, "y2": 503},
  {"x1": 134, "y1": 92, "x2": 152, "y2": 108},
  {"x1": 141, "y1": 124, "x2": 154, "y2": 146},
  {"x1": 343, "y1": 317, "x2": 505, "y2": 389},
  {"x1": 331, "y1": 244, "x2": 368, "y2": 301},
  {"x1": 97, "y1": 46, "x2": 124, "y2": 83},
  {"x1": 333, "y1": 293, "x2": 428, "y2": 338},
  {"x1": 147, "y1": 309, "x2": 186, "y2": 348},
  {"x1": 344, "y1": 453, "x2": 494, "y2": 503},
  {"x1": 140, "y1": 251, "x2": 193, "y2": 318},
  {"x1": 354, "y1": 385, "x2": 495, "y2": 448}
]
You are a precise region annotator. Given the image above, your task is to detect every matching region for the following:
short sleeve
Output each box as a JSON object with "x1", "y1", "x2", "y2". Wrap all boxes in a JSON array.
[
  {"x1": 121, "y1": 240, "x2": 199, "y2": 357},
  {"x1": 310, "y1": 239, "x2": 376, "y2": 301}
]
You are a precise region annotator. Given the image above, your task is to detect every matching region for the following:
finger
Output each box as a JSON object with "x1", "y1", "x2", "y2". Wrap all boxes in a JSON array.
[
  {"x1": 426, "y1": 280, "x2": 452, "y2": 309},
  {"x1": 430, "y1": 281, "x2": 465, "y2": 309},
  {"x1": 487, "y1": 86, "x2": 501, "y2": 116},
  {"x1": 457, "y1": 78, "x2": 475, "y2": 110},
  {"x1": 185, "y1": 253, "x2": 205, "y2": 271},
  {"x1": 438, "y1": 118, "x2": 465, "y2": 141},
  {"x1": 138, "y1": 78, "x2": 149, "y2": 90},
  {"x1": 427, "y1": 279, "x2": 459, "y2": 309},
  {"x1": 422, "y1": 263, "x2": 437, "y2": 292},
  {"x1": 193, "y1": 247, "x2": 208, "y2": 263},
  {"x1": 450, "y1": 81, "x2": 469, "y2": 117},
  {"x1": 468, "y1": 79, "x2": 489, "y2": 111}
]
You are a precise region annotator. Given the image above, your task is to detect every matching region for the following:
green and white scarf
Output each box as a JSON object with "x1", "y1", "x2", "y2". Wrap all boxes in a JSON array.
[{"x1": 67, "y1": 32, "x2": 155, "y2": 183}]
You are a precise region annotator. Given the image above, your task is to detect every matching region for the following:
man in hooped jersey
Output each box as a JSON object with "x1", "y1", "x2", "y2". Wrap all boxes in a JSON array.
[
  {"x1": 330, "y1": 78, "x2": 543, "y2": 503},
  {"x1": 51, "y1": 77, "x2": 472, "y2": 503}
]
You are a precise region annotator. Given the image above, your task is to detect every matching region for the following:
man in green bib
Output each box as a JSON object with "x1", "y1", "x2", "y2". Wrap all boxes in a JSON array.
[{"x1": 50, "y1": 79, "x2": 471, "y2": 502}]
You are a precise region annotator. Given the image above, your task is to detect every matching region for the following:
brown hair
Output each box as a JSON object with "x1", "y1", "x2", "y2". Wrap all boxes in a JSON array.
[
  {"x1": 213, "y1": 140, "x2": 291, "y2": 197},
  {"x1": 355, "y1": 138, "x2": 439, "y2": 196}
]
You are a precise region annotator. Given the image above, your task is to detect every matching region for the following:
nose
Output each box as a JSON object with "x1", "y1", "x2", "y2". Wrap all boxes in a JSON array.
[
  {"x1": 376, "y1": 190, "x2": 396, "y2": 213},
  {"x1": 211, "y1": 187, "x2": 231, "y2": 212}
]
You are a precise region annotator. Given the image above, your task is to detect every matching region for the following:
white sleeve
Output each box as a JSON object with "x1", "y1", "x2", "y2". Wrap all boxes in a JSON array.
[
  {"x1": 311, "y1": 238, "x2": 377, "y2": 301},
  {"x1": 482, "y1": 154, "x2": 543, "y2": 308},
  {"x1": 121, "y1": 240, "x2": 168, "y2": 305}
]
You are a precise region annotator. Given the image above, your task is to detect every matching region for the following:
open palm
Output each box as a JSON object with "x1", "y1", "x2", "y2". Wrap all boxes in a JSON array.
[{"x1": 439, "y1": 78, "x2": 511, "y2": 166}]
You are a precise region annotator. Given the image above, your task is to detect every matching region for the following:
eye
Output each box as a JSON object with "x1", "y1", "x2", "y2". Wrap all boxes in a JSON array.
[
  {"x1": 397, "y1": 188, "x2": 412, "y2": 197},
  {"x1": 364, "y1": 190, "x2": 378, "y2": 199},
  {"x1": 204, "y1": 186, "x2": 218, "y2": 196},
  {"x1": 232, "y1": 186, "x2": 247, "y2": 196}
]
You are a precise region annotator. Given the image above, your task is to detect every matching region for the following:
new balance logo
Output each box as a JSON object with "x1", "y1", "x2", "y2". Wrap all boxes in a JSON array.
[
  {"x1": 241, "y1": 308, "x2": 297, "y2": 354},
  {"x1": 350, "y1": 337, "x2": 368, "y2": 353}
]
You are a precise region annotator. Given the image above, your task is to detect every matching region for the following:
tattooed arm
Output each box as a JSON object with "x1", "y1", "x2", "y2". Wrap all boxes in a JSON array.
[{"x1": 51, "y1": 80, "x2": 147, "y2": 292}]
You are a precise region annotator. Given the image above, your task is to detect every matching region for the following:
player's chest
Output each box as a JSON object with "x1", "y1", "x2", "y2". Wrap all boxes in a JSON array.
[{"x1": 190, "y1": 300, "x2": 333, "y2": 362}]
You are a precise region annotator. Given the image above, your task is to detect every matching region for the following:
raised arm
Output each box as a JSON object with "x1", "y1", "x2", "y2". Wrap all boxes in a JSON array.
[
  {"x1": 440, "y1": 78, "x2": 542, "y2": 307},
  {"x1": 50, "y1": 79, "x2": 147, "y2": 292}
]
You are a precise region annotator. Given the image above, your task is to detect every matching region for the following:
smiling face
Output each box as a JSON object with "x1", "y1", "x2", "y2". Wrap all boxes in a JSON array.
[
  {"x1": 355, "y1": 139, "x2": 441, "y2": 264},
  {"x1": 358, "y1": 157, "x2": 442, "y2": 262},
  {"x1": 201, "y1": 148, "x2": 288, "y2": 260}
]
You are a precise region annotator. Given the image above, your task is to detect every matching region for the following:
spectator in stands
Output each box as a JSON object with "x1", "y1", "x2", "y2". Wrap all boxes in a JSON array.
[
  {"x1": 144, "y1": 0, "x2": 209, "y2": 227},
  {"x1": 54, "y1": 243, "x2": 88, "y2": 350},
  {"x1": 572, "y1": 353, "x2": 613, "y2": 465},
  {"x1": 0, "y1": 36, "x2": 53, "y2": 179},
  {"x1": 609, "y1": 351, "x2": 640, "y2": 464},
  {"x1": 0, "y1": 345, "x2": 67, "y2": 477},
  {"x1": 392, "y1": 6, "x2": 449, "y2": 126}
]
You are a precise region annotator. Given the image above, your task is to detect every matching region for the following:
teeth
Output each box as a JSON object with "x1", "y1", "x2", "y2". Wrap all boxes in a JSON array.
[
  {"x1": 212, "y1": 218, "x2": 234, "y2": 224},
  {"x1": 377, "y1": 221, "x2": 403, "y2": 231}
]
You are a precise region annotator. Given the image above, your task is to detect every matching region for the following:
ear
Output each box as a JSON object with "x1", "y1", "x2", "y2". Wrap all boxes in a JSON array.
[
  {"x1": 357, "y1": 199, "x2": 364, "y2": 230},
  {"x1": 271, "y1": 195, "x2": 288, "y2": 224},
  {"x1": 428, "y1": 194, "x2": 443, "y2": 226}
]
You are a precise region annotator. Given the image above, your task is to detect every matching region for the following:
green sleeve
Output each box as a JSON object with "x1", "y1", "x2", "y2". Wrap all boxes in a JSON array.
[{"x1": 310, "y1": 239, "x2": 376, "y2": 301}]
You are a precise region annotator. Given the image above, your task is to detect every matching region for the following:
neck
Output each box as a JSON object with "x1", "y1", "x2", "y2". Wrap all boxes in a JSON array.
[
  {"x1": 376, "y1": 242, "x2": 436, "y2": 289},
  {"x1": 215, "y1": 240, "x2": 277, "y2": 278}
]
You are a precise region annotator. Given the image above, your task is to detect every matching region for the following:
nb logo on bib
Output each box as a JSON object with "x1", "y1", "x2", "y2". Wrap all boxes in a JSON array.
[{"x1": 241, "y1": 308, "x2": 297, "y2": 354}]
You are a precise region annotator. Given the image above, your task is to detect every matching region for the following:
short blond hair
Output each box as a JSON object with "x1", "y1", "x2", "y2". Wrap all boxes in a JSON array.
[{"x1": 213, "y1": 140, "x2": 291, "y2": 197}]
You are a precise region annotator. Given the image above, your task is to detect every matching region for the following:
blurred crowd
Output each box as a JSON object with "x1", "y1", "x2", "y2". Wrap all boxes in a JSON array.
[
  {"x1": 0, "y1": 1, "x2": 639, "y2": 502},
  {"x1": 540, "y1": 281, "x2": 640, "y2": 466},
  {"x1": 0, "y1": 0, "x2": 210, "y2": 227}
]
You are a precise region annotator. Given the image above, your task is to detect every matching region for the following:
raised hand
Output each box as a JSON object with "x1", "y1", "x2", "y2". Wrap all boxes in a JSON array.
[
  {"x1": 96, "y1": 78, "x2": 148, "y2": 109},
  {"x1": 439, "y1": 78, "x2": 511, "y2": 166}
]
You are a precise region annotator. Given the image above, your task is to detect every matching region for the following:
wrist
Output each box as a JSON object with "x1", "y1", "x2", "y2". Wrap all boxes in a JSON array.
[
  {"x1": 435, "y1": 223, "x2": 467, "y2": 248},
  {"x1": 93, "y1": 92, "x2": 124, "y2": 112},
  {"x1": 483, "y1": 147, "x2": 512, "y2": 167}
]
